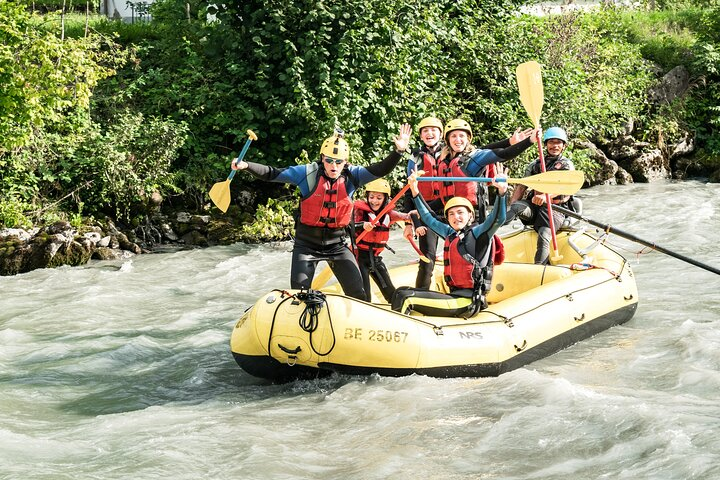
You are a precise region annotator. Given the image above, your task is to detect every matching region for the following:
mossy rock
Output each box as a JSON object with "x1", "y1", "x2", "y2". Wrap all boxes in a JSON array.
[
  {"x1": 47, "y1": 241, "x2": 93, "y2": 268},
  {"x1": 206, "y1": 218, "x2": 245, "y2": 245}
]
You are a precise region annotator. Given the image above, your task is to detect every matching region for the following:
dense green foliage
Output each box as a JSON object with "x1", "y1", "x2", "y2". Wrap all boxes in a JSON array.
[
  {"x1": 1, "y1": 0, "x2": 719, "y2": 234},
  {"x1": 91, "y1": 0, "x2": 661, "y2": 192},
  {"x1": 584, "y1": 4, "x2": 720, "y2": 161},
  {"x1": 0, "y1": 2, "x2": 188, "y2": 227}
]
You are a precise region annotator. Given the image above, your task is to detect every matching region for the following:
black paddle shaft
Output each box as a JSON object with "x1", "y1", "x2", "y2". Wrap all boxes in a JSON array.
[{"x1": 554, "y1": 205, "x2": 720, "y2": 276}]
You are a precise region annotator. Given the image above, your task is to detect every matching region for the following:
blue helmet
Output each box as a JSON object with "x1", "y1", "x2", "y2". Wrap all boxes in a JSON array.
[{"x1": 543, "y1": 127, "x2": 568, "y2": 144}]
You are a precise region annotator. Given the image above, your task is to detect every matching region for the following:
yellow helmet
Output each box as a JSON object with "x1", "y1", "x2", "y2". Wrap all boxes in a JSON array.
[
  {"x1": 444, "y1": 118, "x2": 473, "y2": 142},
  {"x1": 417, "y1": 116, "x2": 443, "y2": 135},
  {"x1": 320, "y1": 129, "x2": 350, "y2": 161},
  {"x1": 444, "y1": 196, "x2": 474, "y2": 215},
  {"x1": 365, "y1": 178, "x2": 391, "y2": 196}
]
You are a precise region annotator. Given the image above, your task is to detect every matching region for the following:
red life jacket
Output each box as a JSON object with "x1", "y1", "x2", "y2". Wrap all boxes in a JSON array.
[
  {"x1": 439, "y1": 155, "x2": 478, "y2": 206},
  {"x1": 485, "y1": 163, "x2": 496, "y2": 180},
  {"x1": 354, "y1": 201, "x2": 391, "y2": 254},
  {"x1": 443, "y1": 229, "x2": 495, "y2": 291},
  {"x1": 416, "y1": 152, "x2": 441, "y2": 201},
  {"x1": 299, "y1": 174, "x2": 353, "y2": 228}
]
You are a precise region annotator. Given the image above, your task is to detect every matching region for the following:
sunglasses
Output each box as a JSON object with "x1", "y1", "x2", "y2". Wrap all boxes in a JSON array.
[{"x1": 324, "y1": 157, "x2": 345, "y2": 165}]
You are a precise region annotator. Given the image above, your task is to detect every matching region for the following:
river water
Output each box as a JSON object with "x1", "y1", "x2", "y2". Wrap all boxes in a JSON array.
[{"x1": 2, "y1": 180, "x2": 719, "y2": 479}]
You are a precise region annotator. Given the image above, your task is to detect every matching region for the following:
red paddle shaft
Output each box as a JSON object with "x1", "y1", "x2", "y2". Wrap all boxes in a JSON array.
[
  {"x1": 405, "y1": 234, "x2": 431, "y2": 263},
  {"x1": 536, "y1": 130, "x2": 560, "y2": 256}
]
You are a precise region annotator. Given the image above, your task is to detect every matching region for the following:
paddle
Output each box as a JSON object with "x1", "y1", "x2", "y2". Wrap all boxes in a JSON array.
[
  {"x1": 209, "y1": 129, "x2": 258, "y2": 213},
  {"x1": 416, "y1": 170, "x2": 584, "y2": 196},
  {"x1": 356, "y1": 184, "x2": 411, "y2": 244},
  {"x1": 554, "y1": 205, "x2": 720, "y2": 276},
  {"x1": 405, "y1": 234, "x2": 431, "y2": 263},
  {"x1": 516, "y1": 61, "x2": 562, "y2": 261}
]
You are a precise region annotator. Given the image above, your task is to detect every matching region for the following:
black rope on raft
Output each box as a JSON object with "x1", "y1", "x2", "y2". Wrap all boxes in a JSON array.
[{"x1": 295, "y1": 288, "x2": 336, "y2": 356}]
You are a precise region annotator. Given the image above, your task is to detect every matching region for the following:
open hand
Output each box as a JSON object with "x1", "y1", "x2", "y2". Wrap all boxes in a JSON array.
[
  {"x1": 509, "y1": 127, "x2": 535, "y2": 145},
  {"x1": 492, "y1": 163, "x2": 508, "y2": 195},
  {"x1": 394, "y1": 123, "x2": 412, "y2": 153},
  {"x1": 529, "y1": 127, "x2": 541, "y2": 144}
]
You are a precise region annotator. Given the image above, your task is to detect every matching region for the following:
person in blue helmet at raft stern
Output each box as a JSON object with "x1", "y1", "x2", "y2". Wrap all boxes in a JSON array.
[
  {"x1": 231, "y1": 124, "x2": 411, "y2": 300},
  {"x1": 505, "y1": 126, "x2": 576, "y2": 265}
]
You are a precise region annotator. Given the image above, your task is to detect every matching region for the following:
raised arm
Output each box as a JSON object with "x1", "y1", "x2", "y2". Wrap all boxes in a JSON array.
[
  {"x1": 236, "y1": 160, "x2": 309, "y2": 185},
  {"x1": 463, "y1": 128, "x2": 539, "y2": 176},
  {"x1": 478, "y1": 128, "x2": 534, "y2": 150},
  {"x1": 472, "y1": 171, "x2": 508, "y2": 238}
]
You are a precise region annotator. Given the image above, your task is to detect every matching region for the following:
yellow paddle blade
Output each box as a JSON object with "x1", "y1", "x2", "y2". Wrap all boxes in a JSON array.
[
  {"x1": 516, "y1": 61, "x2": 544, "y2": 128},
  {"x1": 509, "y1": 170, "x2": 584, "y2": 195},
  {"x1": 311, "y1": 266, "x2": 334, "y2": 289},
  {"x1": 209, "y1": 179, "x2": 232, "y2": 213}
]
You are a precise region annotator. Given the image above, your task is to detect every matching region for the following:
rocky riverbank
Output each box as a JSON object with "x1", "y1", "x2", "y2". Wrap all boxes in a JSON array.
[{"x1": 0, "y1": 210, "x2": 253, "y2": 276}]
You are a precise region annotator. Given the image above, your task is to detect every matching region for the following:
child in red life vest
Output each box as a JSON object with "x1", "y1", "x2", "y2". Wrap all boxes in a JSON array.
[
  {"x1": 354, "y1": 178, "x2": 411, "y2": 303},
  {"x1": 391, "y1": 167, "x2": 508, "y2": 318}
]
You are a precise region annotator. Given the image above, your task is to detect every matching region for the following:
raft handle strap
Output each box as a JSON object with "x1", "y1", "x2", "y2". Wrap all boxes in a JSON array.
[
  {"x1": 568, "y1": 228, "x2": 607, "y2": 261},
  {"x1": 278, "y1": 344, "x2": 302, "y2": 355}
]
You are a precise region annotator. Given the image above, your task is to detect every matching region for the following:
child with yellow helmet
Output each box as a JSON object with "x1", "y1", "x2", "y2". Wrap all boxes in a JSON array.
[
  {"x1": 353, "y1": 178, "x2": 411, "y2": 302},
  {"x1": 231, "y1": 124, "x2": 411, "y2": 300},
  {"x1": 391, "y1": 166, "x2": 509, "y2": 318}
]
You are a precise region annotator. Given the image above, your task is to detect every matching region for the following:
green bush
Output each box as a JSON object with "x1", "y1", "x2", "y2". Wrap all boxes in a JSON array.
[
  {"x1": 240, "y1": 197, "x2": 296, "y2": 242},
  {"x1": 0, "y1": 196, "x2": 31, "y2": 229},
  {"x1": 71, "y1": 112, "x2": 189, "y2": 221}
]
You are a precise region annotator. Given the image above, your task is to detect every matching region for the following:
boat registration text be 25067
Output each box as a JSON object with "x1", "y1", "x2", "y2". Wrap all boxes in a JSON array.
[{"x1": 344, "y1": 328, "x2": 409, "y2": 343}]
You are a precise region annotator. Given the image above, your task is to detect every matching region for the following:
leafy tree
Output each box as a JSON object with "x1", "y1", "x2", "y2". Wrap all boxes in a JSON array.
[
  {"x1": 3, "y1": 0, "x2": 719, "y2": 233},
  {"x1": 97, "y1": 0, "x2": 529, "y2": 195},
  {"x1": 0, "y1": 2, "x2": 115, "y2": 151},
  {"x1": 0, "y1": 2, "x2": 188, "y2": 227}
]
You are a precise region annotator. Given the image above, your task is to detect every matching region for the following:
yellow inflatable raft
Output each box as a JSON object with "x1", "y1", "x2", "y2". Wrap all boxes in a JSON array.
[{"x1": 231, "y1": 228, "x2": 638, "y2": 381}]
